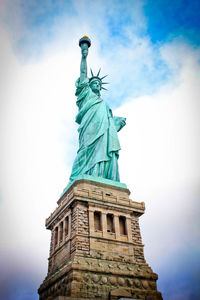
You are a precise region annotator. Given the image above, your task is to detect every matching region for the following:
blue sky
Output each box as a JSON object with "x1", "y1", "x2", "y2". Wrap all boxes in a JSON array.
[
  {"x1": 2, "y1": 0, "x2": 200, "y2": 105},
  {"x1": 0, "y1": 1, "x2": 200, "y2": 300},
  {"x1": 144, "y1": 0, "x2": 200, "y2": 44}
]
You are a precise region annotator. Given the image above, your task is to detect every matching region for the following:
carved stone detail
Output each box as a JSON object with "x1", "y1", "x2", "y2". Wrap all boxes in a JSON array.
[{"x1": 38, "y1": 179, "x2": 162, "y2": 300}]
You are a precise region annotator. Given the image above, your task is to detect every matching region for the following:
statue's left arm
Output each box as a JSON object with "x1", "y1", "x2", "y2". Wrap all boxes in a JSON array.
[{"x1": 113, "y1": 116, "x2": 126, "y2": 132}]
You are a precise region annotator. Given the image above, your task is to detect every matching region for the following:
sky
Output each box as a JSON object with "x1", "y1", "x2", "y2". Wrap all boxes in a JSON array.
[{"x1": 0, "y1": 0, "x2": 200, "y2": 299}]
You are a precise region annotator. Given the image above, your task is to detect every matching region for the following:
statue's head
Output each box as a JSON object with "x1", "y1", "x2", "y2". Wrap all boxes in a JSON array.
[
  {"x1": 89, "y1": 78, "x2": 102, "y2": 95},
  {"x1": 89, "y1": 69, "x2": 108, "y2": 96}
]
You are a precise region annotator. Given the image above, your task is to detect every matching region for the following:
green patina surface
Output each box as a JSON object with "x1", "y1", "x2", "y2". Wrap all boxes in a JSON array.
[
  {"x1": 66, "y1": 36, "x2": 126, "y2": 190},
  {"x1": 61, "y1": 174, "x2": 127, "y2": 198}
]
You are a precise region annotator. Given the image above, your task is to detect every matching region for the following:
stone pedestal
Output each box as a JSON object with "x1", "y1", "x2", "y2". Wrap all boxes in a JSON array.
[{"x1": 38, "y1": 176, "x2": 162, "y2": 299}]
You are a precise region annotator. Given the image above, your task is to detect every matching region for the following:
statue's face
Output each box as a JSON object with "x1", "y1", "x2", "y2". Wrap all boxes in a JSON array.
[{"x1": 90, "y1": 80, "x2": 101, "y2": 95}]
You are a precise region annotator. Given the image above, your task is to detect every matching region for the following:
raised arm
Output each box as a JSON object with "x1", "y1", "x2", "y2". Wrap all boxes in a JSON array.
[
  {"x1": 79, "y1": 36, "x2": 91, "y2": 82},
  {"x1": 80, "y1": 42, "x2": 89, "y2": 82}
]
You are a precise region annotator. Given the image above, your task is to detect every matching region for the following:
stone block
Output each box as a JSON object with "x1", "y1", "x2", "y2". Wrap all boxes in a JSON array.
[{"x1": 38, "y1": 178, "x2": 162, "y2": 300}]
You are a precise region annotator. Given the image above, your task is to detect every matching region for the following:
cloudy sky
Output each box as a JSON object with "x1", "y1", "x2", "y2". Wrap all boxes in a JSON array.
[{"x1": 0, "y1": 0, "x2": 200, "y2": 299}]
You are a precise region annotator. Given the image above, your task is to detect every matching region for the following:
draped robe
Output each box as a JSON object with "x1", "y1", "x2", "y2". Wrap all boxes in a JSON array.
[{"x1": 69, "y1": 77, "x2": 125, "y2": 183}]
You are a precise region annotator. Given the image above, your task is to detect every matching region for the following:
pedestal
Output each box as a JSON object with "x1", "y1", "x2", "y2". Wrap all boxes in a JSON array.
[{"x1": 38, "y1": 176, "x2": 162, "y2": 299}]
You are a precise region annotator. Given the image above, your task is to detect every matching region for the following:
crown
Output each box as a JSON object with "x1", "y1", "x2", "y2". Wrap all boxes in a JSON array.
[{"x1": 89, "y1": 68, "x2": 109, "y2": 90}]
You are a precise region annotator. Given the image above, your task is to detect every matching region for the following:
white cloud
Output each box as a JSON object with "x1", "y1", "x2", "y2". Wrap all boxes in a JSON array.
[
  {"x1": 0, "y1": 0, "x2": 169, "y2": 103},
  {"x1": 115, "y1": 41, "x2": 200, "y2": 277},
  {"x1": 0, "y1": 2, "x2": 200, "y2": 299},
  {"x1": 0, "y1": 24, "x2": 79, "y2": 255}
]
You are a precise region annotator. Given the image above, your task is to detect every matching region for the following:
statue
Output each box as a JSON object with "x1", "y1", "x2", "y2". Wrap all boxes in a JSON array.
[{"x1": 68, "y1": 36, "x2": 126, "y2": 185}]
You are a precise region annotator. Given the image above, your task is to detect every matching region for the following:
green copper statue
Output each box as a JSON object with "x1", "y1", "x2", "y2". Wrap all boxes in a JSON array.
[{"x1": 68, "y1": 36, "x2": 126, "y2": 184}]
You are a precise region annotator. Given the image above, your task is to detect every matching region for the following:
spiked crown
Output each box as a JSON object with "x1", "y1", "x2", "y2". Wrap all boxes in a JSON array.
[{"x1": 89, "y1": 68, "x2": 109, "y2": 90}]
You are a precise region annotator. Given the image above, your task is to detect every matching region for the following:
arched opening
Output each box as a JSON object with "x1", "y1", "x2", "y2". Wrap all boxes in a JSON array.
[
  {"x1": 54, "y1": 227, "x2": 58, "y2": 247},
  {"x1": 107, "y1": 214, "x2": 115, "y2": 233},
  {"x1": 94, "y1": 211, "x2": 102, "y2": 231},
  {"x1": 65, "y1": 216, "x2": 69, "y2": 237},
  {"x1": 119, "y1": 216, "x2": 127, "y2": 235},
  {"x1": 60, "y1": 222, "x2": 63, "y2": 242}
]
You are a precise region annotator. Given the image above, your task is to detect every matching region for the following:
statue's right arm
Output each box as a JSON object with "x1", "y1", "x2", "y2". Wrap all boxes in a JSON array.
[{"x1": 80, "y1": 45, "x2": 88, "y2": 82}]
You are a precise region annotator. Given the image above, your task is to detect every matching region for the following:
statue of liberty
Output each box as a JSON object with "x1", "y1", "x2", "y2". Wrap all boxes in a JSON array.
[{"x1": 68, "y1": 36, "x2": 126, "y2": 186}]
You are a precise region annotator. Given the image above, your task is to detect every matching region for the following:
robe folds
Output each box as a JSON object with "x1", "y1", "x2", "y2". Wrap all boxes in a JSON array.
[{"x1": 69, "y1": 77, "x2": 125, "y2": 183}]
